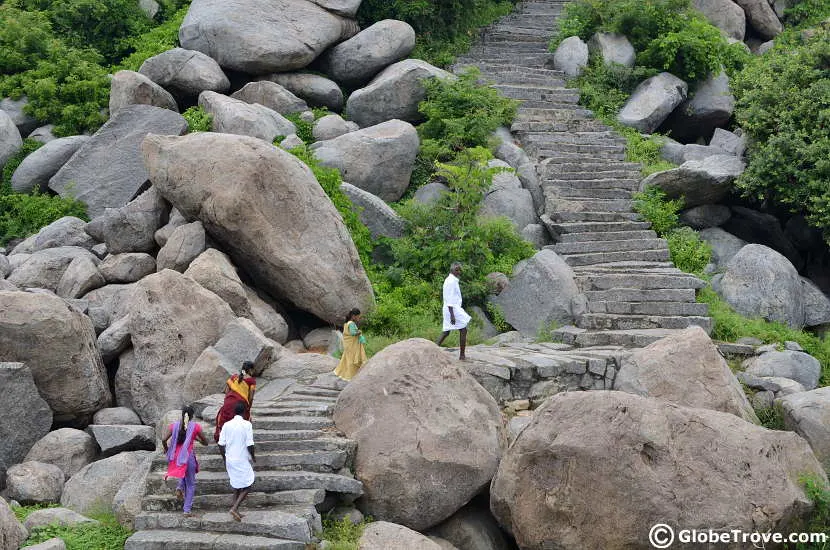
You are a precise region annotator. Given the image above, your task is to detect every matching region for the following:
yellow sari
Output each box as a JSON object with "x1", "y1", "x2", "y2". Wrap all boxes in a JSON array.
[{"x1": 334, "y1": 321, "x2": 367, "y2": 380}]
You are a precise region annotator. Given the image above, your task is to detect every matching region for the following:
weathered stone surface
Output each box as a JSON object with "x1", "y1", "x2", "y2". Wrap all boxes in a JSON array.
[
  {"x1": 6, "y1": 462, "x2": 65, "y2": 504},
  {"x1": 718, "y1": 244, "x2": 805, "y2": 328},
  {"x1": 85, "y1": 187, "x2": 170, "y2": 255},
  {"x1": 25, "y1": 538, "x2": 66, "y2": 550},
  {"x1": 0, "y1": 109, "x2": 22, "y2": 168},
  {"x1": 521, "y1": 224, "x2": 549, "y2": 249},
  {"x1": 109, "y1": 70, "x2": 178, "y2": 116},
  {"x1": 94, "y1": 310, "x2": 128, "y2": 361},
  {"x1": 313, "y1": 114, "x2": 353, "y2": 141},
  {"x1": 552, "y1": 36, "x2": 588, "y2": 77},
  {"x1": 346, "y1": 59, "x2": 453, "y2": 128},
  {"x1": 710, "y1": 127, "x2": 747, "y2": 157},
  {"x1": 230, "y1": 81, "x2": 308, "y2": 115},
  {"x1": 307, "y1": 0, "x2": 361, "y2": 16},
  {"x1": 184, "y1": 248, "x2": 250, "y2": 316},
  {"x1": 6, "y1": 247, "x2": 97, "y2": 292},
  {"x1": 587, "y1": 33, "x2": 635, "y2": 67},
  {"x1": 778, "y1": 387, "x2": 830, "y2": 471},
  {"x1": 11, "y1": 136, "x2": 90, "y2": 194},
  {"x1": 340, "y1": 183, "x2": 406, "y2": 239},
  {"x1": 414, "y1": 181, "x2": 450, "y2": 205},
  {"x1": 114, "y1": 349, "x2": 136, "y2": 409},
  {"x1": 155, "y1": 220, "x2": 206, "y2": 272},
  {"x1": 85, "y1": 425, "x2": 155, "y2": 457},
  {"x1": 334, "y1": 339, "x2": 505, "y2": 531},
  {"x1": 493, "y1": 128, "x2": 544, "y2": 215},
  {"x1": 660, "y1": 71, "x2": 734, "y2": 142},
  {"x1": 699, "y1": 227, "x2": 746, "y2": 268},
  {"x1": 490, "y1": 391, "x2": 827, "y2": 549},
  {"x1": 99, "y1": 253, "x2": 156, "y2": 284},
  {"x1": 153, "y1": 207, "x2": 186, "y2": 248},
  {"x1": 679, "y1": 204, "x2": 731, "y2": 229},
  {"x1": 481, "y1": 161, "x2": 536, "y2": 232},
  {"x1": 143, "y1": 132, "x2": 373, "y2": 324},
  {"x1": 744, "y1": 350, "x2": 821, "y2": 390},
  {"x1": 318, "y1": 20, "x2": 416, "y2": 87},
  {"x1": 0, "y1": 291, "x2": 110, "y2": 424},
  {"x1": 198, "y1": 91, "x2": 296, "y2": 141},
  {"x1": 1, "y1": 96, "x2": 38, "y2": 137},
  {"x1": 111, "y1": 451, "x2": 154, "y2": 529},
  {"x1": 428, "y1": 505, "x2": 512, "y2": 550},
  {"x1": 49, "y1": 105, "x2": 187, "y2": 219},
  {"x1": 618, "y1": 72, "x2": 688, "y2": 134},
  {"x1": 56, "y1": 254, "x2": 105, "y2": 299},
  {"x1": 244, "y1": 286, "x2": 290, "y2": 344},
  {"x1": 28, "y1": 125, "x2": 56, "y2": 143},
  {"x1": 126, "y1": 270, "x2": 235, "y2": 424},
  {"x1": 23, "y1": 507, "x2": 97, "y2": 531},
  {"x1": 732, "y1": 0, "x2": 783, "y2": 39},
  {"x1": 801, "y1": 277, "x2": 830, "y2": 328},
  {"x1": 11, "y1": 216, "x2": 96, "y2": 255},
  {"x1": 0, "y1": 363, "x2": 52, "y2": 486},
  {"x1": 616, "y1": 326, "x2": 758, "y2": 422},
  {"x1": 261, "y1": 73, "x2": 344, "y2": 111},
  {"x1": 640, "y1": 154, "x2": 744, "y2": 208},
  {"x1": 84, "y1": 283, "x2": 136, "y2": 334},
  {"x1": 492, "y1": 250, "x2": 579, "y2": 338},
  {"x1": 61, "y1": 451, "x2": 155, "y2": 514},
  {"x1": 92, "y1": 407, "x2": 142, "y2": 426},
  {"x1": 179, "y1": 0, "x2": 347, "y2": 74},
  {"x1": 24, "y1": 429, "x2": 98, "y2": 481},
  {"x1": 138, "y1": 48, "x2": 229, "y2": 99},
  {"x1": 0, "y1": 497, "x2": 27, "y2": 550},
  {"x1": 311, "y1": 120, "x2": 419, "y2": 202},
  {"x1": 359, "y1": 521, "x2": 443, "y2": 550},
  {"x1": 693, "y1": 0, "x2": 746, "y2": 40},
  {"x1": 261, "y1": 351, "x2": 337, "y2": 383}
]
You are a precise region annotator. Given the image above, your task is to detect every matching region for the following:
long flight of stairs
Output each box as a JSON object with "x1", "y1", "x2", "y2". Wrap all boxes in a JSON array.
[
  {"x1": 453, "y1": 0, "x2": 711, "y2": 347},
  {"x1": 125, "y1": 377, "x2": 360, "y2": 550}
]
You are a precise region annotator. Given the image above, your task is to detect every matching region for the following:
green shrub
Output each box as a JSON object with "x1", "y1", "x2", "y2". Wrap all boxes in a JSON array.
[
  {"x1": 318, "y1": 516, "x2": 371, "y2": 550},
  {"x1": 0, "y1": 191, "x2": 88, "y2": 246},
  {"x1": 782, "y1": 0, "x2": 830, "y2": 27},
  {"x1": 569, "y1": 57, "x2": 658, "y2": 119},
  {"x1": 787, "y1": 475, "x2": 830, "y2": 550},
  {"x1": 732, "y1": 27, "x2": 830, "y2": 243},
  {"x1": 20, "y1": 510, "x2": 131, "y2": 550},
  {"x1": 114, "y1": 4, "x2": 189, "y2": 72},
  {"x1": 0, "y1": 6, "x2": 54, "y2": 75},
  {"x1": 632, "y1": 185, "x2": 682, "y2": 236},
  {"x1": 182, "y1": 106, "x2": 212, "y2": 133},
  {"x1": 755, "y1": 403, "x2": 786, "y2": 430},
  {"x1": 1, "y1": 139, "x2": 44, "y2": 192},
  {"x1": 284, "y1": 108, "x2": 328, "y2": 144},
  {"x1": 665, "y1": 226, "x2": 711, "y2": 275}
]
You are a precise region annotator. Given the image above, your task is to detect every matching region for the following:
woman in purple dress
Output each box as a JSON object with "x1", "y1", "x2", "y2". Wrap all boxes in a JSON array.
[{"x1": 161, "y1": 405, "x2": 209, "y2": 516}]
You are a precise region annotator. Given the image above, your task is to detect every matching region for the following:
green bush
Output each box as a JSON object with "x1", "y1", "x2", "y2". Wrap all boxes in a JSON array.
[
  {"x1": 787, "y1": 475, "x2": 830, "y2": 550},
  {"x1": 283, "y1": 108, "x2": 329, "y2": 144},
  {"x1": 732, "y1": 27, "x2": 830, "y2": 243},
  {"x1": 182, "y1": 106, "x2": 212, "y2": 133},
  {"x1": 665, "y1": 226, "x2": 711, "y2": 275},
  {"x1": 18, "y1": 509, "x2": 131, "y2": 550},
  {"x1": 114, "y1": 4, "x2": 189, "y2": 72},
  {"x1": 632, "y1": 185, "x2": 682, "y2": 236},
  {"x1": 782, "y1": 0, "x2": 830, "y2": 27},
  {"x1": 318, "y1": 516, "x2": 370, "y2": 550},
  {"x1": 0, "y1": 6, "x2": 54, "y2": 75}
]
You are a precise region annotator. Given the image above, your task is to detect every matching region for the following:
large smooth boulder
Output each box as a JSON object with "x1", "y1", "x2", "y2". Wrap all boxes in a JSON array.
[
  {"x1": 155, "y1": 220, "x2": 206, "y2": 272},
  {"x1": 732, "y1": 0, "x2": 783, "y2": 39},
  {"x1": 318, "y1": 20, "x2": 416, "y2": 87},
  {"x1": 126, "y1": 269, "x2": 235, "y2": 424},
  {"x1": 49, "y1": 105, "x2": 187, "y2": 219},
  {"x1": 56, "y1": 254, "x2": 105, "y2": 299},
  {"x1": 230, "y1": 81, "x2": 308, "y2": 115},
  {"x1": 184, "y1": 248, "x2": 251, "y2": 317},
  {"x1": 111, "y1": 451, "x2": 154, "y2": 529},
  {"x1": 618, "y1": 72, "x2": 688, "y2": 134},
  {"x1": 11, "y1": 136, "x2": 90, "y2": 194},
  {"x1": 179, "y1": 0, "x2": 350, "y2": 74},
  {"x1": 109, "y1": 70, "x2": 178, "y2": 116},
  {"x1": 334, "y1": 339, "x2": 505, "y2": 531},
  {"x1": 718, "y1": 244, "x2": 805, "y2": 328},
  {"x1": 778, "y1": 387, "x2": 830, "y2": 471},
  {"x1": 138, "y1": 48, "x2": 229, "y2": 100},
  {"x1": 490, "y1": 391, "x2": 827, "y2": 549},
  {"x1": 340, "y1": 182, "x2": 406, "y2": 239},
  {"x1": 359, "y1": 521, "x2": 443, "y2": 550},
  {"x1": 99, "y1": 253, "x2": 156, "y2": 284},
  {"x1": 0, "y1": 497, "x2": 27, "y2": 550},
  {"x1": 261, "y1": 72, "x2": 344, "y2": 111},
  {"x1": 699, "y1": 227, "x2": 746, "y2": 267},
  {"x1": 616, "y1": 326, "x2": 758, "y2": 422},
  {"x1": 428, "y1": 505, "x2": 512, "y2": 550},
  {"x1": 260, "y1": 351, "x2": 337, "y2": 382},
  {"x1": 198, "y1": 91, "x2": 296, "y2": 142},
  {"x1": 801, "y1": 277, "x2": 830, "y2": 328},
  {"x1": 6, "y1": 462, "x2": 64, "y2": 504},
  {"x1": 587, "y1": 32, "x2": 635, "y2": 67},
  {"x1": 85, "y1": 425, "x2": 155, "y2": 457},
  {"x1": 97, "y1": 315, "x2": 131, "y2": 363},
  {"x1": 85, "y1": 187, "x2": 169, "y2": 255},
  {"x1": 24, "y1": 429, "x2": 99, "y2": 480},
  {"x1": 311, "y1": 119, "x2": 419, "y2": 202},
  {"x1": 693, "y1": 0, "x2": 746, "y2": 40},
  {"x1": 491, "y1": 250, "x2": 579, "y2": 338},
  {"x1": 1, "y1": 96, "x2": 38, "y2": 137},
  {"x1": 660, "y1": 71, "x2": 734, "y2": 142},
  {"x1": 552, "y1": 36, "x2": 588, "y2": 77},
  {"x1": 679, "y1": 204, "x2": 731, "y2": 229},
  {"x1": 84, "y1": 283, "x2": 137, "y2": 334},
  {"x1": 346, "y1": 59, "x2": 453, "y2": 128},
  {"x1": 481, "y1": 161, "x2": 536, "y2": 231},
  {"x1": 244, "y1": 287, "x2": 290, "y2": 344},
  {"x1": 640, "y1": 154, "x2": 744, "y2": 208},
  {"x1": 0, "y1": 109, "x2": 22, "y2": 168},
  {"x1": 11, "y1": 216, "x2": 96, "y2": 255},
  {"x1": 143, "y1": 132, "x2": 373, "y2": 324},
  {"x1": 23, "y1": 508, "x2": 97, "y2": 531},
  {"x1": 307, "y1": 0, "x2": 360, "y2": 17},
  {"x1": 313, "y1": 114, "x2": 354, "y2": 141},
  {"x1": 6, "y1": 247, "x2": 99, "y2": 292},
  {"x1": 0, "y1": 292, "x2": 110, "y2": 424},
  {"x1": 0, "y1": 363, "x2": 52, "y2": 486},
  {"x1": 744, "y1": 350, "x2": 821, "y2": 390},
  {"x1": 493, "y1": 128, "x2": 544, "y2": 214},
  {"x1": 61, "y1": 450, "x2": 155, "y2": 514},
  {"x1": 93, "y1": 407, "x2": 141, "y2": 426}
]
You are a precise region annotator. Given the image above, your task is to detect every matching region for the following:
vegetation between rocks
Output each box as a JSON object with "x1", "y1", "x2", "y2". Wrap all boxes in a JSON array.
[
  {"x1": 318, "y1": 516, "x2": 371, "y2": 550},
  {"x1": 13, "y1": 505, "x2": 132, "y2": 550}
]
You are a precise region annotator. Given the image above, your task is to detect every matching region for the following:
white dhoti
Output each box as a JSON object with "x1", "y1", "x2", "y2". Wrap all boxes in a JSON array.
[
  {"x1": 442, "y1": 304, "x2": 471, "y2": 331},
  {"x1": 225, "y1": 458, "x2": 255, "y2": 489},
  {"x1": 442, "y1": 273, "x2": 471, "y2": 331}
]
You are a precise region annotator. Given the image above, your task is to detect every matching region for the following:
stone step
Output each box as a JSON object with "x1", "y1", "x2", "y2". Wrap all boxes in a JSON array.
[
  {"x1": 479, "y1": 74, "x2": 565, "y2": 87},
  {"x1": 141, "y1": 489, "x2": 325, "y2": 513},
  {"x1": 539, "y1": 161, "x2": 641, "y2": 173},
  {"x1": 551, "y1": 327, "x2": 681, "y2": 348},
  {"x1": 562, "y1": 248, "x2": 671, "y2": 267},
  {"x1": 150, "y1": 450, "x2": 348, "y2": 474},
  {"x1": 196, "y1": 437, "x2": 355, "y2": 455},
  {"x1": 542, "y1": 178, "x2": 640, "y2": 190},
  {"x1": 551, "y1": 198, "x2": 635, "y2": 213},
  {"x1": 516, "y1": 98, "x2": 584, "y2": 110},
  {"x1": 491, "y1": 85, "x2": 581, "y2": 101},
  {"x1": 553, "y1": 187, "x2": 634, "y2": 199},
  {"x1": 575, "y1": 261, "x2": 676, "y2": 271},
  {"x1": 473, "y1": 64, "x2": 566, "y2": 78},
  {"x1": 512, "y1": 119, "x2": 607, "y2": 132},
  {"x1": 529, "y1": 141, "x2": 626, "y2": 154},
  {"x1": 250, "y1": 406, "x2": 332, "y2": 417},
  {"x1": 552, "y1": 238, "x2": 667, "y2": 254},
  {"x1": 547, "y1": 220, "x2": 651, "y2": 234},
  {"x1": 246, "y1": 416, "x2": 333, "y2": 431},
  {"x1": 576, "y1": 272, "x2": 707, "y2": 291},
  {"x1": 134, "y1": 509, "x2": 314, "y2": 542},
  {"x1": 587, "y1": 301, "x2": 710, "y2": 316},
  {"x1": 146, "y1": 470, "x2": 363, "y2": 499},
  {"x1": 455, "y1": 53, "x2": 553, "y2": 65},
  {"x1": 578, "y1": 313, "x2": 713, "y2": 331},
  {"x1": 534, "y1": 150, "x2": 628, "y2": 162},
  {"x1": 516, "y1": 106, "x2": 596, "y2": 119},
  {"x1": 583, "y1": 288, "x2": 697, "y2": 303},
  {"x1": 230, "y1": 429, "x2": 334, "y2": 442},
  {"x1": 548, "y1": 211, "x2": 640, "y2": 222},
  {"x1": 287, "y1": 387, "x2": 340, "y2": 398},
  {"x1": 125, "y1": 530, "x2": 306, "y2": 550},
  {"x1": 518, "y1": 130, "x2": 625, "y2": 143},
  {"x1": 557, "y1": 229, "x2": 658, "y2": 242}
]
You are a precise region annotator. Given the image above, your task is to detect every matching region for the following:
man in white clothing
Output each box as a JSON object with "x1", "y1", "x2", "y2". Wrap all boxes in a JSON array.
[
  {"x1": 218, "y1": 401, "x2": 256, "y2": 521},
  {"x1": 436, "y1": 262, "x2": 471, "y2": 360}
]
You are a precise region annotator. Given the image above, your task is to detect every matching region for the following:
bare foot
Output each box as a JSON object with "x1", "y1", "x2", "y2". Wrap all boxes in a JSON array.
[
  {"x1": 459, "y1": 355, "x2": 467, "y2": 361},
  {"x1": 183, "y1": 512, "x2": 195, "y2": 518},
  {"x1": 175, "y1": 488, "x2": 184, "y2": 503},
  {"x1": 230, "y1": 510, "x2": 243, "y2": 522}
]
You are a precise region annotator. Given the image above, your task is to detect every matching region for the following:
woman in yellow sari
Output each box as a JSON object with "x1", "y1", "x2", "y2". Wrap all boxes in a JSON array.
[
  {"x1": 334, "y1": 308, "x2": 367, "y2": 381},
  {"x1": 213, "y1": 361, "x2": 256, "y2": 442}
]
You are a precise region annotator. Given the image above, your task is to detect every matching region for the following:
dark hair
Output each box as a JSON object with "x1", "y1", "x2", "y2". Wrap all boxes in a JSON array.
[
  {"x1": 239, "y1": 360, "x2": 254, "y2": 382},
  {"x1": 177, "y1": 405, "x2": 195, "y2": 444},
  {"x1": 234, "y1": 401, "x2": 247, "y2": 416},
  {"x1": 345, "y1": 308, "x2": 361, "y2": 325}
]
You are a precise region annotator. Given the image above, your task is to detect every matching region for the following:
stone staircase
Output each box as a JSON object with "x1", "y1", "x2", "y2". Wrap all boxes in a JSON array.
[
  {"x1": 125, "y1": 377, "x2": 360, "y2": 550},
  {"x1": 453, "y1": 0, "x2": 711, "y2": 347}
]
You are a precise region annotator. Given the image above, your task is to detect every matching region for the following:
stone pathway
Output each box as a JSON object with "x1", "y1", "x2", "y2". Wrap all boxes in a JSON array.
[
  {"x1": 125, "y1": 376, "x2": 359, "y2": 550},
  {"x1": 453, "y1": 0, "x2": 712, "y2": 347}
]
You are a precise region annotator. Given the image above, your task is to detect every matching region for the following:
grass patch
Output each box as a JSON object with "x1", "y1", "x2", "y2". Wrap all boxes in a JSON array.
[
  {"x1": 318, "y1": 516, "x2": 371, "y2": 550},
  {"x1": 12, "y1": 506, "x2": 132, "y2": 550},
  {"x1": 755, "y1": 403, "x2": 786, "y2": 431},
  {"x1": 786, "y1": 475, "x2": 830, "y2": 550}
]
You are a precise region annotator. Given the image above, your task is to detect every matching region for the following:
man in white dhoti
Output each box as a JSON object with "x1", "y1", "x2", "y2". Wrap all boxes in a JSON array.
[
  {"x1": 436, "y1": 262, "x2": 471, "y2": 360},
  {"x1": 218, "y1": 401, "x2": 256, "y2": 521}
]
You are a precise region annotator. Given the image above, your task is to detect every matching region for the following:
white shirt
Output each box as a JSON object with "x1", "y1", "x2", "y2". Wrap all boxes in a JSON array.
[
  {"x1": 441, "y1": 273, "x2": 471, "y2": 331},
  {"x1": 218, "y1": 415, "x2": 254, "y2": 462},
  {"x1": 443, "y1": 273, "x2": 463, "y2": 307}
]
